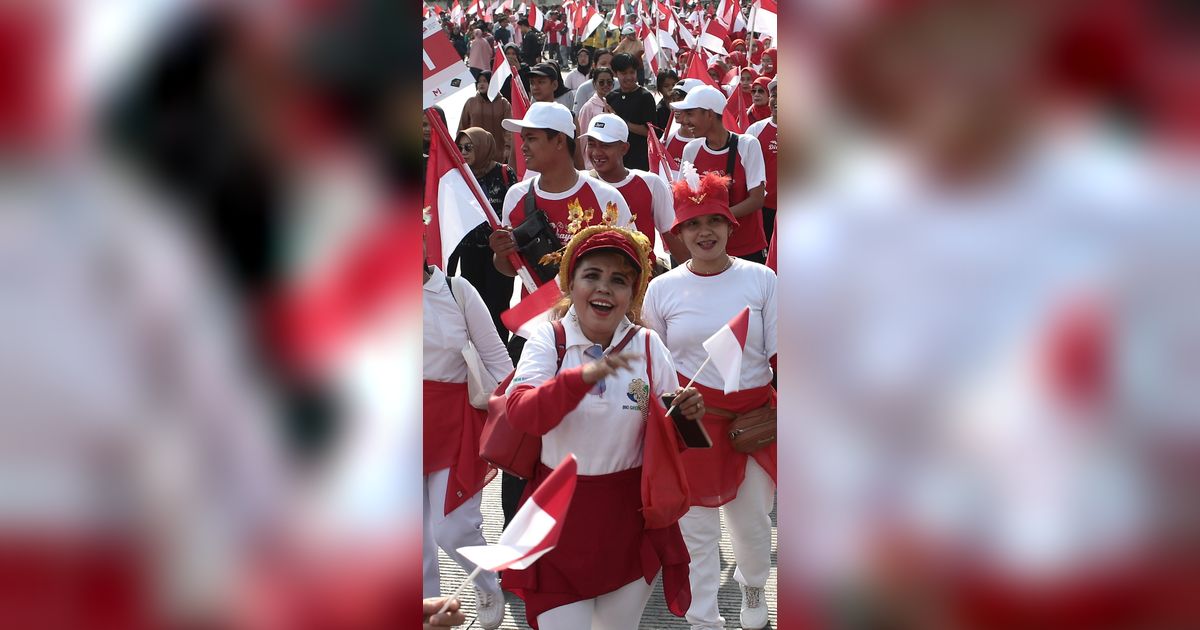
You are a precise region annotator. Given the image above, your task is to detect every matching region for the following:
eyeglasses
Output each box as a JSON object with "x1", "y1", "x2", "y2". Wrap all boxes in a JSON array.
[
  {"x1": 595, "y1": 79, "x2": 614, "y2": 86},
  {"x1": 751, "y1": 89, "x2": 767, "y2": 94},
  {"x1": 458, "y1": 143, "x2": 473, "y2": 152}
]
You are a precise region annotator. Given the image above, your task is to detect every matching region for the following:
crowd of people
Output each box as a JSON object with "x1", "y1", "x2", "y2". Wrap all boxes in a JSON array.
[{"x1": 425, "y1": 2, "x2": 780, "y2": 628}]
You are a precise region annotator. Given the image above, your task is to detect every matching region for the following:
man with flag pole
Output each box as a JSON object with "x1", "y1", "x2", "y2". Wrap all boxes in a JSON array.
[{"x1": 643, "y1": 161, "x2": 777, "y2": 630}]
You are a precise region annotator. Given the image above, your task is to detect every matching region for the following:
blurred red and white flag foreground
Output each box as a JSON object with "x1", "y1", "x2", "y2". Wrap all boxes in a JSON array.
[
  {"x1": 501, "y1": 280, "x2": 564, "y2": 338},
  {"x1": 702, "y1": 306, "x2": 750, "y2": 394},
  {"x1": 457, "y1": 454, "x2": 578, "y2": 571}
]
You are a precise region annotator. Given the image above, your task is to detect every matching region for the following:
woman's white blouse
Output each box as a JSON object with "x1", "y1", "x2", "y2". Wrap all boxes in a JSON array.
[
  {"x1": 507, "y1": 307, "x2": 680, "y2": 475},
  {"x1": 642, "y1": 258, "x2": 777, "y2": 391},
  {"x1": 422, "y1": 266, "x2": 513, "y2": 383}
]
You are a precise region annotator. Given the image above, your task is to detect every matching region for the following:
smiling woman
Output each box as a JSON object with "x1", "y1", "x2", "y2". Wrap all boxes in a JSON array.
[{"x1": 500, "y1": 226, "x2": 706, "y2": 629}]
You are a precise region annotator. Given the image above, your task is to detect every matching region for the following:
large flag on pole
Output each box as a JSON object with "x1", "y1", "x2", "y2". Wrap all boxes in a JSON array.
[
  {"x1": 528, "y1": 2, "x2": 545, "y2": 30},
  {"x1": 702, "y1": 307, "x2": 751, "y2": 394},
  {"x1": 488, "y1": 43, "x2": 531, "y2": 179},
  {"x1": 580, "y1": 4, "x2": 603, "y2": 39},
  {"x1": 457, "y1": 454, "x2": 578, "y2": 571},
  {"x1": 698, "y1": 0, "x2": 736, "y2": 54},
  {"x1": 423, "y1": 17, "x2": 476, "y2": 109},
  {"x1": 747, "y1": 0, "x2": 777, "y2": 38},
  {"x1": 424, "y1": 112, "x2": 491, "y2": 270}
]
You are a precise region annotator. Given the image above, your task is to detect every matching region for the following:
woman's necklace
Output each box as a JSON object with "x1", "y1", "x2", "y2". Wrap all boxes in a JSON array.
[{"x1": 687, "y1": 255, "x2": 732, "y2": 276}]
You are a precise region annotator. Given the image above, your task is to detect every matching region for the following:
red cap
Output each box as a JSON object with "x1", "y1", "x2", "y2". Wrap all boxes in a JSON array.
[
  {"x1": 670, "y1": 169, "x2": 739, "y2": 233},
  {"x1": 566, "y1": 230, "x2": 648, "y2": 282}
]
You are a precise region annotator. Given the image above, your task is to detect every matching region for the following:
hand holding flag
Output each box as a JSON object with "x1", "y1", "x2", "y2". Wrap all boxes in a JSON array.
[
  {"x1": 439, "y1": 454, "x2": 579, "y2": 613},
  {"x1": 667, "y1": 306, "x2": 750, "y2": 415}
]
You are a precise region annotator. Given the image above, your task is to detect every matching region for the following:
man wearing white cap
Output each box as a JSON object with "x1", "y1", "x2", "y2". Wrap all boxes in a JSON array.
[
  {"x1": 746, "y1": 78, "x2": 778, "y2": 244},
  {"x1": 581, "y1": 114, "x2": 689, "y2": 262},
  {"x1": 663, "y1": 78, "x2": 707, "y2": 178},
  {"x1": 488, "y1": 101, "x2": 632, "y2": 527},
  {"x1": 672, "y1": 85, "x2": 768, "y2": 264}
]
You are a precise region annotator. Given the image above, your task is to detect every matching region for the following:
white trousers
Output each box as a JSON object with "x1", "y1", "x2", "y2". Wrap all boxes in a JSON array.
[
  {"x1": 422, "y1": 468, "x2": 502, "y2": 598},
  {"x1": 536, "y1": 577, "x2": 654, "y2": 630},
  {"x1": 679, "y1": 458, "x2": 775, "y2": 629}
]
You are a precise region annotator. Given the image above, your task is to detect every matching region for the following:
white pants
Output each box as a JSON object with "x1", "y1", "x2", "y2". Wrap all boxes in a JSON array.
[
  {"x1": 422, "y1": 468, "x2": 502, "y2": 598},
  {"x1": 536, "y1": 577, "x2": 654, "y2": 630},
  {"x1": 679, "y1": 458, "x2": 775, "y2": 629}
]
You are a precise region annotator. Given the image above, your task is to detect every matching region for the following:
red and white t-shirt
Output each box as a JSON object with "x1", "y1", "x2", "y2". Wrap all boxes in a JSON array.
[
  {"x1": 546, "y1": 19, "x2": 565, "y2": 46},
  {"x1": 664, "y1": 123, "x2": 696, "y2": 179},
  {"x1": 746, "y1": 118, "x2": 777, "y2": 209},
  {"x1": 681, "y1": 133, "x2": 768, "y2": 256},
  {"x1": 603, "y1": 169, "x2": 675, "y2": 242},
  {"x1": 502, "y1": 172, "x2": 633, "y2": 291},
  {"x1": 642, "y1": 258, "x2": 777, "y2": 392}
]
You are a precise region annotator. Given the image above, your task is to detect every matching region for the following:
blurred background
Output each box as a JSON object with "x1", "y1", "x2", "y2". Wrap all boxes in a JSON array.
[{"x1": 1, "y1": 0, "x2": 1197, "y2": 627}]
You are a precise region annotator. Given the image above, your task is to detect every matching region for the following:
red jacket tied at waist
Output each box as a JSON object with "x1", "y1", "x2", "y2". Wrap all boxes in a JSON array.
[
  {"x1": 678, "y1": 375, "x2": 777, "y2": 507},
  {"x1": 423, "y1": 380, "x2": 494, "y2": 515}
]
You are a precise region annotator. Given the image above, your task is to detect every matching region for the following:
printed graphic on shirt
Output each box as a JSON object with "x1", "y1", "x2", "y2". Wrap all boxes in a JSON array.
[{"x1": 626, "y1": 377, "x2": 649, "y2": 420}]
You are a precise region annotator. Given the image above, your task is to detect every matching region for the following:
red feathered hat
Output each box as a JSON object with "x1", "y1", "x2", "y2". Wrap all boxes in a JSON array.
[{"x1": 670, "y1": 161, "x2": 739, "y2": 233}]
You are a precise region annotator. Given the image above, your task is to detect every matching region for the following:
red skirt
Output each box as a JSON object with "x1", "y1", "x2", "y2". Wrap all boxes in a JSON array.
[
  {"x1": 679, "y1": 376, "x2": 777, "y2": 507},
  {"x1": 503, "y1": 463, "x2": 692, "y2": 629},
  {"x1": 423, "y1": 380, "x2": 493, "y2": 515}
]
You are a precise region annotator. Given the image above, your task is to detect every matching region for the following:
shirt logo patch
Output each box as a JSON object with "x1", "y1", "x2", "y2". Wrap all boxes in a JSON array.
[{"x1": 627, "y1": 378, "x2": 649, "y2": 420}]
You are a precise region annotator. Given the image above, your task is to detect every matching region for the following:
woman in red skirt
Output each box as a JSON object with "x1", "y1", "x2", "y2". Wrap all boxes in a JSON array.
[
  {"x1": 642, "y1": 163, "x2": 779, "y2": 630},
  {"x1": 423, "y1": 230, "x2": 513, "y2": 629},
  {"x1": 503, "y1": 226, "x2": 706, "y2": 629}
]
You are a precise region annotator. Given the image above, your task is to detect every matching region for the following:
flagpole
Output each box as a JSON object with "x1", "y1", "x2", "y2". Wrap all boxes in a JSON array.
[
  {"x1": 435, "y1": 565, "x2": 483, "y2": 615},
  {"x1": 425, "y1": 108, "x2": 538, "y2": 292},
  {"x1": 746, "y1": 1, "x2": 758, "y2": 65},
  {"x1": 665, "y1": 355, "x2": 711, "y2": 416}
]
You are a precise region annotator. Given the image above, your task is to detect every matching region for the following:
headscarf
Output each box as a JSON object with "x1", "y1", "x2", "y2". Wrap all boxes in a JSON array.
[
  {"x1": 575, "y1": 49, "x2": 593, "y2": 78},
  {"x1": 731, "y1": 38, "x2": 746, "y2": 52},
  {"x1": 747, "y1": 76, "x2": 772, "y2": 122},
  {"x1": 761, "y1": 47, "x2": 777, "y2": 79},
  {"x1": 739, "y1": 66, "x2": 760, "y2": 93},
  {"x1": 457, "y1": 127, "x2": 499, "y2": 176}
]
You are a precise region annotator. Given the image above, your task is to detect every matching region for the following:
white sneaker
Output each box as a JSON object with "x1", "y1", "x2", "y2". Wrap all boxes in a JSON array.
[
  {"x1": 739, "y1": 584, "x2": 769, "y2": 629},
  {"x1": 475, "y1": 587, "x2": 504, "y2": 630}
]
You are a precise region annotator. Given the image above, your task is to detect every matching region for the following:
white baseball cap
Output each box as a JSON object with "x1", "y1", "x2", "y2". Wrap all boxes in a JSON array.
[
  {"x1": 501, "y1": 102, "x2": 576, "y2": 137},
  {"x1": 670, "y1": 85, "x2": 727, "y2": 115},
  {"x1": 580, "y1": 113, "x2": 629, "y2": 143},
  {"x1": 672, "y1": 78, "x2": 706, "y2": 95}
]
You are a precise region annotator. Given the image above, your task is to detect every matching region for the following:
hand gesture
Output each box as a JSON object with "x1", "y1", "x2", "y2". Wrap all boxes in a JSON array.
[{"x1": 581, "y1": 351, "x2": 635, "y2": 385}]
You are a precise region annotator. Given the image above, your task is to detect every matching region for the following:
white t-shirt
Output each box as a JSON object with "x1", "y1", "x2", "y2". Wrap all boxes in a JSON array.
[
  {"x1": 422, "y1": 267, "x2": 513, "y2": 383},
  {"x1": 507, "y1": 310, "x2": 680, "y2": 475},
  {"x1": 681, "y1": 133, "x2": 766, "y2": 191},
  {"x1": 642, "y1": 258, "x2": 777, "y2": 391}
]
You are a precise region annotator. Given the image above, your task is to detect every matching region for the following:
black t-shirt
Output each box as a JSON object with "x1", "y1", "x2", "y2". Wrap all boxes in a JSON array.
[{"x1": 605, "y1": 86, "x2": 656, "y2": 171}]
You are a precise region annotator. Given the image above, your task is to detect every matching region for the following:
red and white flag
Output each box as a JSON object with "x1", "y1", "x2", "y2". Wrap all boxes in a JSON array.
[
  {"x1": 487, "y1": 44, "x2": 514, "y2": 101},
  {"x1": 647, "y1": 123, "x2": 675, "y2": 183},
  {"x1": 487, "y1": 43, "x2": 531, "y2": 179},
  {"x1": 747, "y1": 0, "x2": 777, "y2": 39},
  {"x1": 501, "y1": 280, "x2": 564, "y2": 338},
  {"x1": 641, "y1": 24, "x2": 662, "y2": 75},
  {"x1": 702, "y1": 307, "x2": 750, "y2": 394},
  {"x1": 580, "y1": 5, "x2": 604, "y2": 39},
  {"x1": 451, "y1": 0, "x2": 464, "y2": 22},
  {"x1": 723, "y1": 82, "x2": 749, "y2": 133},
  {"x1": 528, "y1": 3, "x2": 544, "y2": 30},
  {"x1": 684, "y1": 47, "x2": 719, "y2": 88},
  {"x1": 698, "y1": 0, "x2": 737, "y2": 54},
  {"x1": 423, "y1": 17, "x2": 476, "y2": 109},
  {"x1": 424, "y1": 111, "x2": 491, "y2": 270},
  {"x1": 457, "y1": 454, "x2": 578, "y2": 571}
]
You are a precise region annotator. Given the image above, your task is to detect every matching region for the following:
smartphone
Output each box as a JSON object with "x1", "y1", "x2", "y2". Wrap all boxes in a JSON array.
[{"x1": 661, "y1": 393, "x2": 712, "y2": 448}]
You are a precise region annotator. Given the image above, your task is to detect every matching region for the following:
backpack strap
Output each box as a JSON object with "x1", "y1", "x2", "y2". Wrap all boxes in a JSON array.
[
  {"x1": 523, "y1": 178, "x2": 538, "y2": 220},
  {"x1": 724, "y1": 132, "x2": 739, "y2": 180},
  {"x1": 552, "y1": 319, "x2": 567, "y2": 371}
]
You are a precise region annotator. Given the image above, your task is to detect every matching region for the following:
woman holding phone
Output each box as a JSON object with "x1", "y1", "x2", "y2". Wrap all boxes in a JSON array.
[{"x1": 642, "y1": 164, "x2": 779, "y2": 630}]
